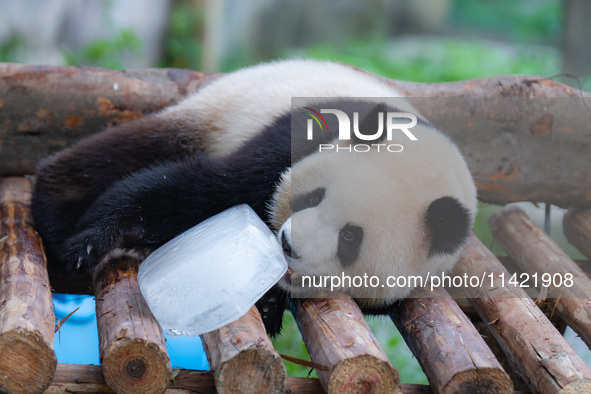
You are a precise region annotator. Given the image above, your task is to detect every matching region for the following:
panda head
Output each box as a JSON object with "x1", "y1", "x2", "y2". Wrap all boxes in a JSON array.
[{"x1": 269, "y1": 107, "x2": 477, "y2": 306}]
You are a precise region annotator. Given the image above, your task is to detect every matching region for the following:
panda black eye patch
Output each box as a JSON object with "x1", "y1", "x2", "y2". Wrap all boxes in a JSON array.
[
  {"x1": 337, "y1": 224, "x2": 364, "y2": 267},
  {"x1": 292, "y1": 187, "x2": 325, "y2": 212}
]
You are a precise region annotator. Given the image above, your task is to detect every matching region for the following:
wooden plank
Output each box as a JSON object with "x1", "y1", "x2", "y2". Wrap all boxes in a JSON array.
[
  {"x1": 45, "y1": 363, "x2": 432, "y2": 393},
  {"x1": 200, "y1": 306, "x2": 286, "y2": 393},
  {"x1": 0, "y1": 177, "x2": 57, "y2": 393},
  {"x1": 1, "y1": 64, "x2": 590, "y2": 208},
  {"x1": 292, "y1": 296, "x2": 400, "y2": 393},
  {"x1": 564, "y1": 208, "x2": 591, "y2": 259},
  {"x1": 456, "y1": 233, "x2": 591, "y2": 392},
  {"x1": 490, "y1": 206, "x2": 591, "y2": 348},
  {"x1": 390, "y1": 286, "x2": 512, "y2": 394},
  {"x1": 93, "y1": 257, "x2": 171, "y2": 394}
]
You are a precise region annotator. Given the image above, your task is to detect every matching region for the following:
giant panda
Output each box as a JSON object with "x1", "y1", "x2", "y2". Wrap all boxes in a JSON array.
[{"x1": 32, "y1": 59, "x2": 477, "y2": 335}]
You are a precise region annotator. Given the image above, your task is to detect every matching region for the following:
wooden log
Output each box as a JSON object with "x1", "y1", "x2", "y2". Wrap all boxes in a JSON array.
[
  {"x1": 0, "y1": 177, "x2": 57, "y2": 394},
  {"x1": 564, "y1": 208, "x2": 591, "y2": 259},
  {"x1": 291, "y1": 296, "x2": 400, "y2": 393},
  {"x1": 1, "y1": 63, "x2": 591, "y2": 208},
  {"x1": 93, "y1": 257, "x2": 171, "y2": 394},
  {"x1": 389, "y1": 286, "x2": 512, "y2": 394},
  {"x1": 44, "y1": 363, "x2": 433, "y2": 393},
  {"x1": 44, "y1": 363, "x2": 115, "y2": 393},
  {"x1": 0, "y1": 63, "x2": 216, "y2": 176},
  {"x1": 200, "y1": 306, "x2": 286, "y2": 394},
  {"x1": 455, "y1": 233, "x2": 591, "y2": 392},
  {"x1": 490, "y1": 206, "x2": 591, "y2": 348}
]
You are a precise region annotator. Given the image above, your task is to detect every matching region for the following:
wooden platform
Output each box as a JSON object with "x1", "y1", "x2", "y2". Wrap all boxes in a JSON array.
[
  {"x1": 3, "y1": 175, "x2": 591, "y2": 393},
  {"x1": 1, "y1": 64, "x2": 591, "y2": 393}
]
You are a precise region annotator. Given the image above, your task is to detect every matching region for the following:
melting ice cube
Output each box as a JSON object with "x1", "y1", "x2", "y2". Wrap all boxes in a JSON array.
[{"x1": 138, "y1": 204, "x2": 287, "y2": 336}]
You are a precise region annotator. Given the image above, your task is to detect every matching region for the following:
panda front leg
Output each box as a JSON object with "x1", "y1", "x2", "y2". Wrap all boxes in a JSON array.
[
  {"x1": 61, "y1": 151, "x2": 290, "y2": 334},
  {"x1": 61, "y1": 153, "x2": 281, "y2": 275},
  {"x1": 33, "y1": 115, "x2": 203, "y2": 268}
]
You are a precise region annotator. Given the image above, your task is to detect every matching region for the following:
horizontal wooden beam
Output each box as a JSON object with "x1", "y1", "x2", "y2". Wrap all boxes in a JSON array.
[
  {"x1": 0, "y1": 63, "x2": 215, "y2": 176},
  {"x1": 1, "y1": 64, "x2": 590, "y2": 207},
  {"x1": 46, "y1": 363, "x2": 433, "y2": 393}
]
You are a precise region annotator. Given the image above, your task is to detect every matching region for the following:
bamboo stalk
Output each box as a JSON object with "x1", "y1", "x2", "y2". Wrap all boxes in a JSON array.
[
  {"x1": 389, "y1": 286, "x2": 512, "y2": 394},
  {"x1": 93, "y1": 257, "x2": 171, "y2": 394},
  {"x1": 200, "y1": 306, "x2": 286, "y2": 394},
  {"x1": 0, "y1": 177, "x2": 56, "y2": 394},
  {"x1": 291, "y1": 295, "x2": 400, "y2": 393},
  {"x1": 490, "y1": 206, "x2": 591, "y2": 348},
  {"x1": 456, "y1": 233, "x2": 591, "y2": 392}
]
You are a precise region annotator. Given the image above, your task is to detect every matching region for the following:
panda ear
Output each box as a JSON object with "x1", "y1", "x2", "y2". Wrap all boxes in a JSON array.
[
  {"x1": 353, "y1": 103, "x2": 388, "y2": 144},
  {"x1": 424, "y1": 196, "x2": 471, "y2": 256}
]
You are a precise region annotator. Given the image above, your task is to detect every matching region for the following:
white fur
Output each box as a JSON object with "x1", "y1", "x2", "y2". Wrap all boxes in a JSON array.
[
  {"x1": 161, "y1": 59, "x2": 407, "y2": 156},
  {"x1": 161, "y1": 59, "x2": 477, "y2": 305},
  {"x1": 273, "y1": 123, "x2": 477, "y2": 302}
]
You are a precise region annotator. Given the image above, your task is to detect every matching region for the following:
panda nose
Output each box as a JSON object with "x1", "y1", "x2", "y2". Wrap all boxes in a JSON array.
[{"x1": 281, "y1": 231, "x2": 300, "y2": 259}]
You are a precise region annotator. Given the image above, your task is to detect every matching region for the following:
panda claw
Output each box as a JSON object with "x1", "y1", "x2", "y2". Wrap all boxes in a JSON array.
[{"x1": 76, "y1": 256, "x2": 82, "y2": 270}]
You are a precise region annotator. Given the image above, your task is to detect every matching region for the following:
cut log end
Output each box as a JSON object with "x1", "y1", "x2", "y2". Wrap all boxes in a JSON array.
[
  {"x1": 293, "y1": 296, "x2": 400, "y2": 393},
  {"x1": 201, "y1": 306, "x2": 286, "y2": 393},
  {"x1": 215, "y1": 347, "x2": 285, "y2": 394},
  {"x1": 0, "y1": 329, "x2": 57, "y2": 394},
  {"x1": 327, "y1": 355, "x2": 400, "y2": 394},
  {"x1": 443, "y1": 368, "x2": 513, "y2": 394},
  {"x1": 101, "y1": 338, "x2": 170, "y2": 394}
]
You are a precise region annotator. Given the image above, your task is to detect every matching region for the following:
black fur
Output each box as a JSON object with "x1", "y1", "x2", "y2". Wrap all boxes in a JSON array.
[
  {"x1": 33, "y1": 114, "x2": 295, "y2": 335},
  {"x1": 32, "y1": 115, "x2": 203, "y2": 268},
  {"x1": 349, "y1": 103, "x2": 435, "y2": 145},
  {"x1": 424, "y1": 196, "x2": 471, "y2": 256},
  {"x1": 337, "y1": 224, "x2": 364, "y2": 266},
  {"x1": 35, "y1": 114, "x2": 293, "y2": 276},
  {"x1": 34, "y1": 101, "x2": 377, "y2": 334},
  {"x1": 351, "y1": 103, "x2": 388, "y2": 144},
  {"x1": 32, "y1": 98, "x2": 450, "y2": 335}
]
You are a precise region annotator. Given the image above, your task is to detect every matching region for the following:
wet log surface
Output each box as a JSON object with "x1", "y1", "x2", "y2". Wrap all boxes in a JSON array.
[{"x1": 0, "y1": 177, "x2": 56, "y2": 394}]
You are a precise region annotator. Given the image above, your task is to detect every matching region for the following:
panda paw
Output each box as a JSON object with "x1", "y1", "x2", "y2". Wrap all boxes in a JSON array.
[
  {"x1": 62, "y1": 227, "x2": 116, "y2": 275},
  {"x1": 62, "y1": 221, "x2": 144, "y2": 276}
]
